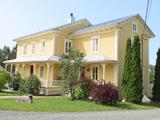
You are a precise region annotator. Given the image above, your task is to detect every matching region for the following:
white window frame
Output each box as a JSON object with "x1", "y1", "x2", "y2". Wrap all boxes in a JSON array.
[
  {"x1": 23, "y1": 43, "x2": 27, "y2": 55},
  {"x1": 92, "y1": 65, "x2": 99, "y2": 81},
  {"x1": 64, "y1": 39, "x2": 72, "y2": 54},
  {"x1": 91, "y1": 35, "x2": 100, "y2": 53},
  {"x1": 31, "y1": 42, "x2": 36, "y2": 54},
  {"x1": 132, "y1": 21, "x2": 138, "y2": 32},
  {"x1": 39, "y1": 65, "x2": 44, "y2": 80},
  {"x1": 40, "y1": 39, "x2": 46, "y2": 54}
]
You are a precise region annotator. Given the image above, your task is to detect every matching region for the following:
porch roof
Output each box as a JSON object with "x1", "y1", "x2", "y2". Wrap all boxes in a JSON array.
[
  {"x1": 3, "y1": 55, "x2": 59, "y2": 64},
  {"x1": 84, "y1": 55, "x2": 117, "y2": 63},
  {"x1": 3, "y1": 55, "x2": 116, "y2": 64}
]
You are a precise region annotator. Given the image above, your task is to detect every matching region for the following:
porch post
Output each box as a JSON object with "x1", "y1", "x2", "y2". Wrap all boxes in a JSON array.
[
  {"x1": 33, "y1": 63, "x2": 36, "y2": 75},
  {"x1": 10, "y1": 64, "x2": 13, "y2": 74},
  {"x1": 22, "y1": 64, "x2": 25, "y2": 78},
  {"x1": 46, "y1": 63, "x2": 50, "y2": 88},
  {"x1": 16, "y1": 64, "x2": 19, "y2": 73},
  {"x1": 5, "y1": 64, "x2": 8, "y2": 71},
  {"x1": 101, "y1": 63, "x2": 106, "y2": 80}
]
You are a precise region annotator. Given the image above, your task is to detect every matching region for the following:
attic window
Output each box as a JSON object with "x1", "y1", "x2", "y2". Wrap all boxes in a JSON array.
[{"x1": 132, "y1": 22, "x2": 138, "y2": 32}]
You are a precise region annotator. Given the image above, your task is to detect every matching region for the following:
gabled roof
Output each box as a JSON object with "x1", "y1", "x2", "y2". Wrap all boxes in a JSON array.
[
  {"x1": 71, "y1": 14, "x2": 155, "y2": 38},
  {"x1": 14, "y1": 19, "x2": 91, "y2": 41}
]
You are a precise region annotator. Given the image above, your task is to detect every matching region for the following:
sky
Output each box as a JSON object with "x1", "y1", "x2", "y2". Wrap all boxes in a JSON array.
[{"x1": 0, "y1": 0, "x2": 159, "y2": 65}]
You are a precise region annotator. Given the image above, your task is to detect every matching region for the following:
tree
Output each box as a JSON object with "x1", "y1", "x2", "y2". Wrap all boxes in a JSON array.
[
  {"x1": 127, "y1": 35, "x2": 143, "y2": 103},
  {"x1": 0, "y1": 45, "x2": 16, "y2": 68},
  {"x1": 59, "y1": 48, "x2": 84, "y2": 100},
  {"x1": 122, "y1": 38, "x2": 132, "y2": 99},
  {"x1": 152, "y1": 48, "x2": 160, "y2": 101},
  {"x1": 0, "y1": 70, "x2": 11, "y2": 91}
]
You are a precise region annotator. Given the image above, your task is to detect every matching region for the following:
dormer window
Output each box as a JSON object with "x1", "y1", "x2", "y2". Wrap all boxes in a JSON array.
[
  {"x1": 92, "y1": 36, "x2": 100, "y2": 53},
  {"x1": 31, "y1": 42, "x2": 35, "y2": 54},
  {"x1": 132, "y1": 22, "x2": 138, "y2": 32},
  {"x1": 23, "y1": 44, "x2": 27, "y2": 55},
  {"x1": 41, "y1": 40, "x2": 45, "y2": 53},
  {"x1": 64, "y1": 40, "x2": 72, "y2": 53}
]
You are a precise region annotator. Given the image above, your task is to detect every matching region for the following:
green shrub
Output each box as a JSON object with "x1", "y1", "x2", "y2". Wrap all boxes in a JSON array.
[
  {"x1": 19, "y1": 79, "x2": 26, "y2": 93},
  {"x1": 0, "y1": 71, "x2": 11, "y2": 91},
  {"x1": 19, "y1": 75, "x2": 41, "y2": 95},
  {"x1": 74, "y1": 79, "x2": 93, "y2": 99},
  {"x1": 9, "y1": 73, "x2": 21, "y2": 91}
]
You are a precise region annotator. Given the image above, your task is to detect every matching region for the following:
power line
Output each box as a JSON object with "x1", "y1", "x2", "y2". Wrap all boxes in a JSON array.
[{"x1": 141, "y1": 0, "x2": 152, "y2": 82}]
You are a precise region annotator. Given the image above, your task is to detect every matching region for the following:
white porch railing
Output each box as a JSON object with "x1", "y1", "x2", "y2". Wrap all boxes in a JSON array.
[
  {"x1": 52, "y1": 80, "x2": 62, "y2": 86},
  {"x1": 40, "y1": 80, "x2": 47, "y2": 87}
]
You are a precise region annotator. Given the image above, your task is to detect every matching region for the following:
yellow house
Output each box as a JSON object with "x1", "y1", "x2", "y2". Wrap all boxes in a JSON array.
[{"x1": 4, "y1": 14, "x2": 155, "y2": 96}]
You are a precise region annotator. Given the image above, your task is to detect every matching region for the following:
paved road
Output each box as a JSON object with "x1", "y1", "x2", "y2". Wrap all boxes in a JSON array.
[{"x1": 0, "y1": 109, "x2": 160, "y2": 120}]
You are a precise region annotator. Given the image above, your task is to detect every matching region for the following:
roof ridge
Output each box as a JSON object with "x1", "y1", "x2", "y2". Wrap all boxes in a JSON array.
[{"x1": 14, "y1": 18, "x2": 91, "y2": 41}]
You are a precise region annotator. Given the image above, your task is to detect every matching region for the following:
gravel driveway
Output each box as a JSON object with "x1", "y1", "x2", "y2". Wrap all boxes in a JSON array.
[{"x1": 0, "y1": 109, "x2": 160, "y2": 120}]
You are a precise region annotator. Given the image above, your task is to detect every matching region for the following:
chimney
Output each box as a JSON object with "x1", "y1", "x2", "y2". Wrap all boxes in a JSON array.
[{"x1": 67, "y1": 13, "x2": 75, "y2": 23}]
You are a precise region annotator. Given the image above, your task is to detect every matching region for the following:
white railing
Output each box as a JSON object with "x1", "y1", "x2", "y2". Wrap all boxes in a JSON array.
[
  {"x1": 52, "y1": 80, "x2": 62, "y2": 86},
  {"x1": 40, "y1": 80, "x2": 47, "y2": 87}
]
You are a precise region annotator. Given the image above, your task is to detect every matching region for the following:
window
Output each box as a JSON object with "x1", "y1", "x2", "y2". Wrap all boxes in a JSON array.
[
  {"x1": 132, "y1": 22, "x2": 138, "y2": 32},
  {"x1": 41, "y1": 40, "x2": 45, "y2": 53},
  {"x1": 40, "y1": 66, "x2": 44, "y2": 79},
  {"x1": 92, "y1": 67, "x2": 98, "y2": 80},
  {"x1": 31, "y1": 42, "x2": 35, "y2": 54},
  {"x1": 23, "y1": 44, "x2": 27, "y2": 55},
  {"x1": 64, "y1": 40, "x2": 72, "y2": 53},
  {"x1": 92, "y1": 36, "x2": 99, "y2": 53}
]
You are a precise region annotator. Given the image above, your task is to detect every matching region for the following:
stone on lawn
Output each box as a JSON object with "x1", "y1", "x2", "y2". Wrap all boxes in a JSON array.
[{"x1": 16, "y1": 96, "x2": 32, "y2": 104}]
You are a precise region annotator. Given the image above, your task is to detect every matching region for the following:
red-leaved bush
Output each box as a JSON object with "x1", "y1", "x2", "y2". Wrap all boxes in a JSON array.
[{"x1": 89, "y1": 82, "x2": 118, "y2": 104}]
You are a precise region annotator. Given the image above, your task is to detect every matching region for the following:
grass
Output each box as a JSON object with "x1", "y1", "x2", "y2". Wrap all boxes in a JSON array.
[
  {"x1": 0, "y1": 91, "x2": 24, "y2": 96},
  {"x1": 0, "y1": 96, "x2": 160, "y2": 112}
]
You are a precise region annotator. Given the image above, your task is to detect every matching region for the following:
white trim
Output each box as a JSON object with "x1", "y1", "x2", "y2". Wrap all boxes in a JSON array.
[
  {"x1": 64, "y1": 39, "x2": 72, "y2": 54},
  {"x1": 115, "y1": 30, "x2": 119, "y2": 60},
  {"x1": 114, "y1": 64, "x2": 118, "y2": 86},
  {"x1": 91, "y1": 35, "x2": 100, "y2": 54}
]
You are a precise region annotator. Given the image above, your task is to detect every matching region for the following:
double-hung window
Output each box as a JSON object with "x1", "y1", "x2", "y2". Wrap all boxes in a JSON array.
[
  {"x1": 23, "y1": 44, "x2": 27, "y2": 55},
  {"x1": 92, "y1": 36, "x2": 99, "y2": 53},
  {"x1": 39, "y1": 66, "x2": 44, "y2": 79},
  {"x1": 31, "y1": 42, "x2": 35, "y2": 54},
  {"x1": 41, "y1": 40, "x2": 45, "y2": 53},
  {"x1": 92, "y1": 66, "x2": 98, "y2": 80},
  {"x1": 64, "y1": 40, "x2": 72, "y2": 53},
  {"x1": 132, "y1": 22, "x2": 138, "y2": 32}
]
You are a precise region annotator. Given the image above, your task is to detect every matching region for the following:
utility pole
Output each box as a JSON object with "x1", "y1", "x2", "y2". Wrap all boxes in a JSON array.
[{"x1": 141, "y1": 0, "x2": 150, "y2": 70}]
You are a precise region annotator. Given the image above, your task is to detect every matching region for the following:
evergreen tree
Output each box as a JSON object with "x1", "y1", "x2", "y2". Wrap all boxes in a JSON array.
[
  {"x1": 122, "y1": 38, "x2": 132, "y2": 99},
  {"x1": 152, "y1": 48, "x2": 160, "y2": 101},
  {"x1": 127, "y1": 35, "x2": 143, "y2": 103}
]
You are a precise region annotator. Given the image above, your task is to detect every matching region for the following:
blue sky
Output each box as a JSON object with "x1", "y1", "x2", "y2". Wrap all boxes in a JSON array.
[{"x1": 0, "y1": 0, "x2": 159, "y2": 65}]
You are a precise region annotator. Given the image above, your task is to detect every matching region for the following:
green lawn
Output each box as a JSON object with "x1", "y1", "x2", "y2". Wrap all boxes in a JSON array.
[
  {"x1": 0, "y1": 97, "x2": 160, "y2": 112},
  {"x1": 0, "y1": 91, "x2": 24, "y2": 96}
]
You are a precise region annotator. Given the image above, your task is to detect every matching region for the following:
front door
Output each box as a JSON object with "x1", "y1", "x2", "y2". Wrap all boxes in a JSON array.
[{"x1": 30, "y1": 65, "x2": 34, "y2": 75}]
